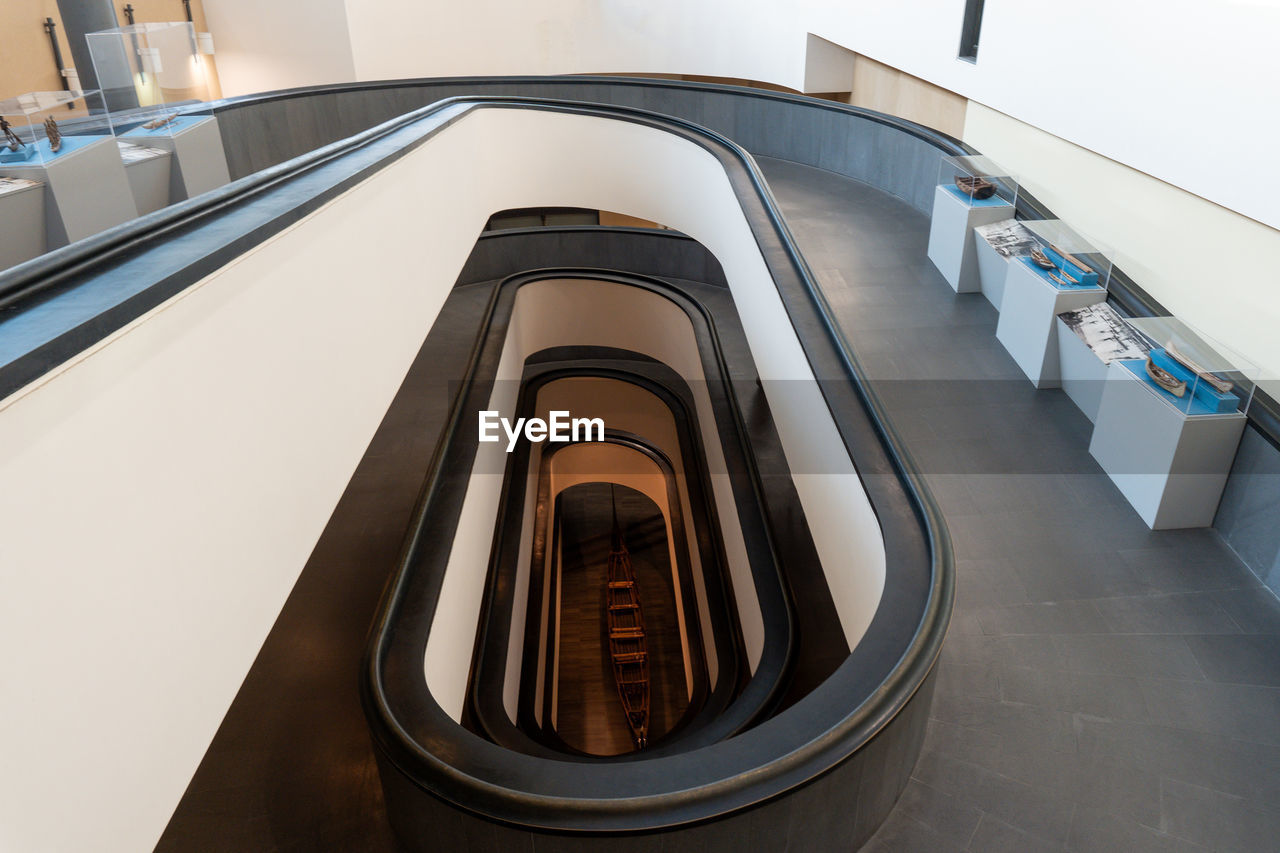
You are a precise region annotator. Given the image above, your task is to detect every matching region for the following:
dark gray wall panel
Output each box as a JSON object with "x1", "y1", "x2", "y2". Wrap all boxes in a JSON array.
[{"x1": 1216, "y1": 426, "x2": 1280, "y2": 595}]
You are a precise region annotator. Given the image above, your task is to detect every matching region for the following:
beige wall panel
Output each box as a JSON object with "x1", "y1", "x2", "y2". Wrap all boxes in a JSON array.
[
  {"x1": 964, "y1": 102, "x2": 1280, "y2": 395},
  {"x1": 599, "y1": 209, "x2": 667, "y2": 229},
  {"x1": 848, "y1": 53, "x2": 967, "y2": 139},
  {"x1": 0, "y1": 1, "x2": 220, "y2": 103},
  {"x1": 0, "y1": 2, "x2": 74, "y2": 99}
]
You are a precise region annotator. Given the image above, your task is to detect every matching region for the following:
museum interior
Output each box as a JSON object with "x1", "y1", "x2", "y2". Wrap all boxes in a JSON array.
[{"x1": 1, "y1": 1, "x2": 1278, "y2": 851}]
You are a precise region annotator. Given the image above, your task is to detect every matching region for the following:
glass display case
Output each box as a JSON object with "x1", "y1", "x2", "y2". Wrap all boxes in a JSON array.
[
  {"x1": 86, "y1": 22, "x2": 215, "y2": 139},
  {"x1": 0, "y1": 90, "x2": 111, "y2": 167},
  {"x1": 937, "y1": 154, "x2": 1017, "y2": 208},
  {"x1": 1019, "y1": 219, "x2": 1113, "y2": 292},
  {"x1": 1120, "y1": 317, "x2": 1257, "y2": 417}
]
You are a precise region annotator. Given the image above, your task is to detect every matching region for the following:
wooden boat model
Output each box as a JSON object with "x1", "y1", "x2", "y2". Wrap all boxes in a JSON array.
[
  {"x1": 2, "y1": 116, "x2": 25, "y2": 153},
  {"x1": 43, "y1": 117, "x2": 61, "y2": 153},
  {"x1": 1049, "y1": 243, "x2": 1095, "y2": 275},
  {"x1": 954, "y1": 174, "x2": 996, "y2": 200},
  {"x1": 1029, "y1": 247, "x2": 1055, "y2": 269},
  {"x1": 1165, "y1": 341, "x2": 1233, "y2": 394},
  {"x1": 605, "y1": 520, "x2": 649, "y2": 749},
  {"x1": 1146, "y1": 357, "x2": 1186, "y2": 397},
  {"x1": 142, "y1": 113, "x2": 178, "y2": 131}
]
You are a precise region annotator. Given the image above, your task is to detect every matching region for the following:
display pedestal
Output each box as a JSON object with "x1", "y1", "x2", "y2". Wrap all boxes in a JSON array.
[
  {"x1": 0, "y1": 179, "x2": 47, "y2": 269},
  {"x1": 122, "y1": 150, "x2": 173, "y2": 215},
  {"x1": 3, "y1": 136, "x2": 137, "y2": 248},
  {"x1": 1090, "y1": 361, "x2": 1246, "y2": 529},
  {"x1": 927, "y1": 185, "x2": 1012, "y2": 293},
  {"x1": 125, "y1": 116, "x2": 230, "y2": 202},
  {"x1": 996, "y1": 259, "x2": 1106, "y2": 388},
  {"x1": 1056, "y1": 317, "x2": 1111, "y2": 422},
  {"x1": 974, "y1": 233, "x2": 1012, "y2": 310}
]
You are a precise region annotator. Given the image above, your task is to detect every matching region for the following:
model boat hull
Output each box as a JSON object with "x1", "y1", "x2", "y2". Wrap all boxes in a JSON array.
[
  {"x1": 954, "y1": 175, "x2": 996, "y2": 200},
  {"x1": 1146, "y1": 358, "x2": 1186, "y2": 397},
  {"x1": 606, "y1": 539, "x2": 649, "y2": 749}
]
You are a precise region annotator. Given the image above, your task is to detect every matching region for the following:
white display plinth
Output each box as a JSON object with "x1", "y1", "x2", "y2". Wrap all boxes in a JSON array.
[
  {"x1": 1090, "y1": 361, "x2": 1247, "y2": 529},
  {"x1": 122, "y1": 150, "x2": 173, "y2": 215},
  {"x1": 125, "y1": 116, "x2": 230, "y2": 202},
  {"x1": 1056, "y1": 317, "x2": 1112, "y2": 422},
  {"x1": 927, "y1": 185, "x2": 1013, "y2": 293},
  {"x1": 974, "y1": 234, "x2": 1010, "y2": 309},
  {"x1": 3, "y1": 136, "x2": 138, "y2": 247},
  {"x1": 0, "y1": 179, "x2": 47, "y2": 268},
  {"x1": 996, "y1": 259, "x2": 1106, "y2": 388}
]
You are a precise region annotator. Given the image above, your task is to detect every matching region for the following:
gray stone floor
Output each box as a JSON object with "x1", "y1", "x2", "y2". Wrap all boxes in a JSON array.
[{"x1": 758, "y1": 156, "x2": 1280, "y2": 852}]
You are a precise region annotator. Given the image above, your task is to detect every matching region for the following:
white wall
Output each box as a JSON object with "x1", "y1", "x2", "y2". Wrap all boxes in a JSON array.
[
  {"x1": 965, "y1": 102, "x2": 1280, "y2": 399},
  {"x1": 202, "y1": 0, "x2": 1280, "y2": 235},
  {"x1": 202, "y1": 0, "x2": 356, "y2": 96},
  {"x1": 808, "y1": 0, "x2": 1280, "y2": 232},
  {"x1": 341, "y1": 0, "x2": 805, "y2": 88},
  {"x1": 0, "y1": 118, "x2": 484, "y2": 853}
]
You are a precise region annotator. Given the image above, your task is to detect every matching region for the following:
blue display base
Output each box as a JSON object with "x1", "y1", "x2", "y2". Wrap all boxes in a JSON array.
[
  {"x1": 123, "y1": 115, "x2": 209, "y2": 138},
  {"x1": 1017, "y1": 256, "x2": 1105, "y2": 291},
  {"x1": 0, "y1": 145, "x2": 39, "y2": 163},
  {"x1": 942, "y1": 183, "x2": 1012, "y2": 208},
  {"x1": 1121, "y1": 356, "x2": 1240, "y2": 415},
  {"x1": 1148, "y1": 349, "x2": 1240, "y2": 414},
  {"x1": 1, "y1": 135, "x2": 109, "y2": 166},
  {"x1": 1043, "y1": 246, "x2": 1100, "y2": 287}
]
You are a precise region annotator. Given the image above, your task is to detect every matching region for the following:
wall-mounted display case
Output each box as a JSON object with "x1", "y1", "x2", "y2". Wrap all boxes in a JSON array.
[{"x1": 0, "y1": 90, "x2": 112, "y2": 167}]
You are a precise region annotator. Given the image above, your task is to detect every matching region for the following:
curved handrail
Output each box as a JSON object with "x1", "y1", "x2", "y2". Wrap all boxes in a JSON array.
[
  {"x1": 338, "y1": 98, "x2": 953, "y2": 830},
  {"x1": 0, "y1": 91, "x2": 953, "y2": 831}
]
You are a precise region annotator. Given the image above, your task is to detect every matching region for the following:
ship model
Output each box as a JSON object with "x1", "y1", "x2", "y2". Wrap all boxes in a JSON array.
[
  {"x1": 142, "y1": 113, "x2": 178, "y2": 131},
  {"x1": 1165, "y1": 340, "x2": 1233, "y2": 394},
  {"x1": 43, "y1": 116, "x2": 61, "y2": 153},
  {"x1": 1049, "y1": 244, "x2": 1095, "y2": 275},
  {"x1": 954, "y1": 174, "x2": 996, "y2": 199},
  {"x1": 605, "y1": 498, "x2": 649, "y2": 750},
  {"x1": 1029, "y1": 247, "x2": 1055, "y2": 269},
  {"x1": 1145, "y1": 358, "x2": 1186, "y2": 397},
  {"x1": 2, "y1": 116, "x2": 25, "y2": 153}
]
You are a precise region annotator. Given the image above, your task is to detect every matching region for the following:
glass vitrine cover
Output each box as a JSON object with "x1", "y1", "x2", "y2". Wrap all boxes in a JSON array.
[
  {"x1": 0, "y1": 90, "x2": 111, "y2": 167},
  {"x1": 1019, "y1": 219, "x2": 1112, "y2": 291},
  {"x1": 86, "y1": 22, "x2": 215, "y2": 139},
  {"x1": 938, "y1": 154, "x2": 1017, "y2": 208},
  {"x1": 1122, "y1": 317, "x2": 1257, "y2": 416}
]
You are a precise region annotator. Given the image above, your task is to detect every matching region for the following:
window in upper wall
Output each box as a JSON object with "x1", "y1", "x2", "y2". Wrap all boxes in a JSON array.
[{"x1": 958, "y1": 0, "x2": 986, "y2": 62}]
